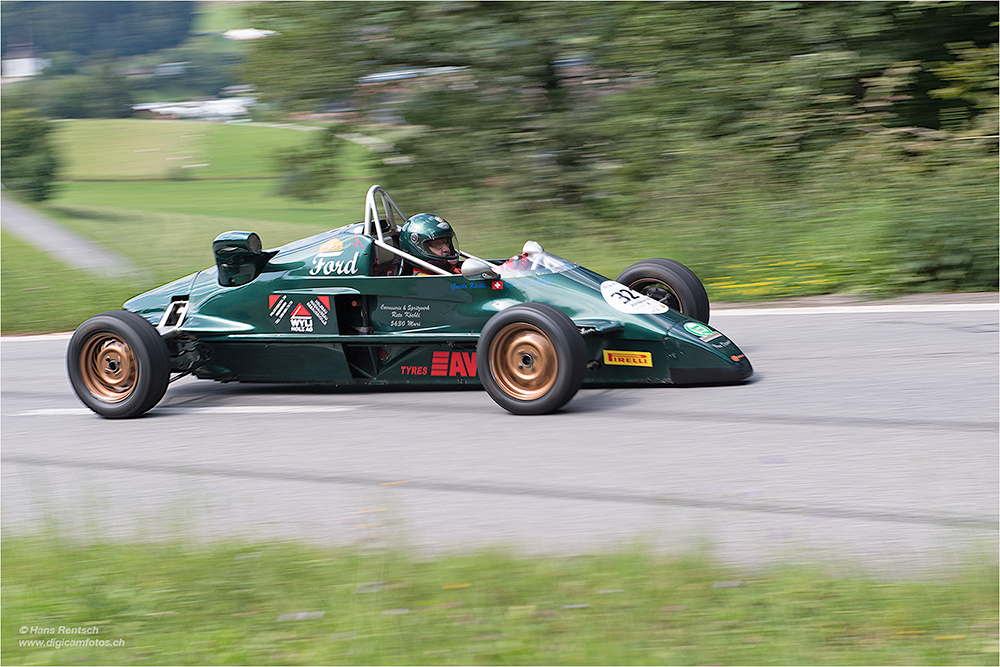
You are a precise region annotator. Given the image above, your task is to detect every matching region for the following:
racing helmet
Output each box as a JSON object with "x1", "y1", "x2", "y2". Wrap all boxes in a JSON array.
[{"x1": 400, "y1": 213, "x2": 460, "y2": 271}]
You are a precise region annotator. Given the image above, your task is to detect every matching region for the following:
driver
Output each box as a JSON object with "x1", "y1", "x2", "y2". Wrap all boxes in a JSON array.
[{"x1": 399, "y1": 213, "x2": 462, "y2": 275}]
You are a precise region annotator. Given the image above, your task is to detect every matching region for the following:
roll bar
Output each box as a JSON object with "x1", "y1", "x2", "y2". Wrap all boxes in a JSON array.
[
  {"x1": 362, "y1": 184, "x2": 500, "y2": 276},
  {"x1": 363, "y1": 185, "x2": 407, "y2": 243}
]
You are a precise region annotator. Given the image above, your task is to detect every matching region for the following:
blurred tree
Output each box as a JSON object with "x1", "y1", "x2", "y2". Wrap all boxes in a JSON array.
[
  {"x1": 32, "y1": 76, "x2": 92, "y2": 118},
  {"x1": 14, "y1": 61, "x2": 134, "y2": 119},
  {"x1": 243, "y1": 2, "x2": 619, "y2": 204},
  {"x1": 273, "y1": 128, "x2": 344, "y2": 201},
  {"x1": 591, "y1": 1, "x2": 997, "y2": 182},
  {"x1": 42, "y1": 51, "x2": 84, "y2": 76},
  {"x1": 1, "y1": 1, "x2": 194, "y2": 58},
  {"x1": 931, "y1": 41, "x2": 999, "y2": 141},
  {"x1": 867, "y1": 41, "x2": 1000, "y2": 292},
  {"x1": 1, "y1": 110, "x2": 60, "y2": 202},
  {"x1": 87, "y1": 61, "x2": 135, "y2": 118},
  {"x1": 242, "y1": 1, "x2": 997, "y2": 211}
]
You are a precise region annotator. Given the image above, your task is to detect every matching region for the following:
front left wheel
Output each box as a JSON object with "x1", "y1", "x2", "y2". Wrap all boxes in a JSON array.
[
  {"x1": 616, "y1": 258, "x2": 710, "y2": 324},
  {"x1": 67, "y1": 310, "x2": 170, "y2": 419},
  {"x1": 477, "y1": 303, "x2": 586, "y2": 415}
]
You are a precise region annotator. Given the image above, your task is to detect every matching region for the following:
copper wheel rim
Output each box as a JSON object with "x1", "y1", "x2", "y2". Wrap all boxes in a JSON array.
[
  {"x1": 489, "y1": 323, "x2": 557, "y2": 400},
  {"x1": 79, "y1": 333, "x2": 138, "y2": 403},
  {"x1": 628, "y1": 279, "x2": 681, "y2": 312}
]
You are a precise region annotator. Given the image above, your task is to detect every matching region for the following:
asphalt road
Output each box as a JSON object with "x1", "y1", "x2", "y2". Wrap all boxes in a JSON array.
[{"x1": 2, "y1": 301, "x2": 997, "y2": 575}]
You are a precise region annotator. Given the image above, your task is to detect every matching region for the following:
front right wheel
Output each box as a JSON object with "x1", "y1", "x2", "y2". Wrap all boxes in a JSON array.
[{"x1": 477, "y1": 303, "x2": 586, "y2": 415}]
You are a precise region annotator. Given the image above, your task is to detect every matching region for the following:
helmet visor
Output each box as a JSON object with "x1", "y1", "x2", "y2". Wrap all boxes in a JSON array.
[{"x1": 420, "y1": 235, "x2": 459, "y2": 260}]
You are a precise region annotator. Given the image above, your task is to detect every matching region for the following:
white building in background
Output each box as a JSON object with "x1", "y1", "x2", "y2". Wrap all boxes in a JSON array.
[
  {"x1": 222, "y1": 28, "x2": 277, "y2": 40},
  {"x1": 133, "y1": 97, "x2": 257, "y2": 121},
  {"x1": 1, "y1": 46, "x2": 50, "y2": 79}
]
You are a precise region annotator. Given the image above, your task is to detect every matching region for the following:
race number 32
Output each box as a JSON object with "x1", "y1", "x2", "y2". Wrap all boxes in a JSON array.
[{"x1": 599, "y1": 281, "x2": 669, "y2": 314}]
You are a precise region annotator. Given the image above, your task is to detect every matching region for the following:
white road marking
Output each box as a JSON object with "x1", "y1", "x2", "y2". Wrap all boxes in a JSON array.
[
  {"x1": 180, "y1": 405, "x2": 359, "y2": 414},
  {"x1": 1, "y1": 333, "x2": 74, "y2": 342},
  {"x1": 11, "y1": 405, "x2": 361, "y2": 417}
]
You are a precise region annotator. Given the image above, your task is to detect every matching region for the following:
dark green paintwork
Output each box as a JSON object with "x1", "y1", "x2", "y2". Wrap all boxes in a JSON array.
[{"x1": 124, "y1": 222, "x2": 752, "y2": 388}]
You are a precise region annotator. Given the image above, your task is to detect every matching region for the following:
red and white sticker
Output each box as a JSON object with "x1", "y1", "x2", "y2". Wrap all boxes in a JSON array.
[
  {"x1": 430, "y1": 351, "x2": 477, "y2": 377},
  {"x1": 600, "y1": 281, "x2": 669, "y2": 314},
  {"x1": 269, "y1": 294, "x2": 293, "y2": 324},
  {"x1": 290, "y1": 303, "x2": 313, "y2": 332},
  {"x1": 270, "y1": 294, "x2": 331, "y2": 330}
]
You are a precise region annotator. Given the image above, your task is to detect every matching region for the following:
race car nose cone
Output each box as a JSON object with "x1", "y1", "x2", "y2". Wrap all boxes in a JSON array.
[{"x1": 665, "y1": 320, "x2": 753, "y2": 386}]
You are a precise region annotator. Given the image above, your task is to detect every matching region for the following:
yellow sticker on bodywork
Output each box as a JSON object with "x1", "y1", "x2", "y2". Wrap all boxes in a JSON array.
[{"x1": 603, "y1": 350, "x2": 653, "y2": 367}]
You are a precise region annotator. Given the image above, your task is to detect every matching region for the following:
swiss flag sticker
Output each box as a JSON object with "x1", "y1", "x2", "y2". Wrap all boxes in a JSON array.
[{"x1": 491, "y1": 280, "x2": 504, "y2": 290}]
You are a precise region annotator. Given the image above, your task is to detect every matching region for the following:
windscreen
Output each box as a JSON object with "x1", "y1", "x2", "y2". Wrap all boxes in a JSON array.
[{"x1": 495, "y1": 251, "x2": 578, "y2": 278}]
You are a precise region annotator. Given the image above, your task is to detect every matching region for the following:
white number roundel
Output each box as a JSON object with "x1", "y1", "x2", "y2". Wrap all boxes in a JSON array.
[{"x1": 599, "y1": 280, "x2": 669, "y2": 314}]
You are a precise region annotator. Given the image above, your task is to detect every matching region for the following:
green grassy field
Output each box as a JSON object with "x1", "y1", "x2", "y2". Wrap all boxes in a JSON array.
[
  {"x1": 192, "y1": 0, "x2": 254, "y2": 34},
  {"x1": 3, "y1": 535, "x2": 997, "y2": 666},
  {"x1": 0, "y1": 232, "x2": 144, "y2": 334},
  {"x1": 51, "y1": 119, "x2": 323, "y2": 181}
]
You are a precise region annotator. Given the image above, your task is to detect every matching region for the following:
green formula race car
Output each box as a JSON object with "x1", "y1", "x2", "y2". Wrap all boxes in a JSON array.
[{"x1": 67, "y1": 185, "x2": 752, "y2": 418}]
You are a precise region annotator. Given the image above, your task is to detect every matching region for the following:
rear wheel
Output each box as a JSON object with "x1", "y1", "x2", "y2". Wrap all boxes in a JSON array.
[
  {"x1": 477, "y1": 303, "x2": 585, "y2": 415},
  {"x1": 67, "y1": 310, "x2": 170, "y2": 418},
  {"x1": 616, "y1": 258, "x2": 710, "y2": 324}
]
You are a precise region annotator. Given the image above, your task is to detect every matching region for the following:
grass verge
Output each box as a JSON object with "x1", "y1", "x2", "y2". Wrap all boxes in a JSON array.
[
  {"x1": 0, "y1": 232, "x2": 143, "y2": 334},
  {"x1": 3, "y1": 534, "x2": 997, "y2": 666}
]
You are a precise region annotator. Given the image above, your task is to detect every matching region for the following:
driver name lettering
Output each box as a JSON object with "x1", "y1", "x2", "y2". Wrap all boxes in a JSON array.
[
  {"x1": 310, "y1": 251, "x2": 360, "y2": 276},
  {"x1": 502, "y1": 275, "x2": 555, "y2": 290}
]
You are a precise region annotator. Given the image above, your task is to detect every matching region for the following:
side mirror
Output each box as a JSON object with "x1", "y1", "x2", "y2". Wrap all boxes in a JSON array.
[
  {"x1": 522, "y1": 240, "x2": 543, "y2": 255},
  {"x1": 461, "y1": 257, "x2": 499, "y2": 281},
  {"x1": 214, "y1": 231, "x2": 265, "y2": 286}
]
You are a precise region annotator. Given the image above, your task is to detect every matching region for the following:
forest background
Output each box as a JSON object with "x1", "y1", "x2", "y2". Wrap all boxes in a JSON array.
[{"x1": 2, "y1": 1, "x2": 997, "y2": 310}]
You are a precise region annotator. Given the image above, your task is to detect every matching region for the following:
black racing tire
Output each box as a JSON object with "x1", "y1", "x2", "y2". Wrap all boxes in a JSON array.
[
  {"x1": 67, "y1": 310, "x2": 171, "y2": 419},
  {"x1": 616, "y1": 258, "x2": 710, "y2": 324},
  {"x1": 477, "y1": 303, "x2": 586, "y2": 415}
]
